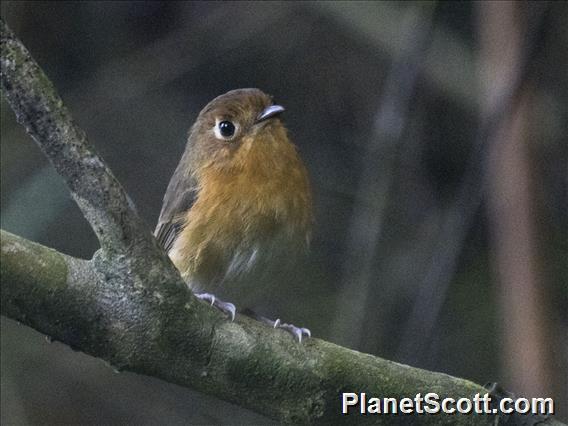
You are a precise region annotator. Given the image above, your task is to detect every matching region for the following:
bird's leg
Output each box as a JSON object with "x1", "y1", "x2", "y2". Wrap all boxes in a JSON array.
[
  {"x1": 242, "y1": 309, "x2": 311, "y2": 343},
  {"x1": 195, "y1": 293, "x2": 236, "y2": 321}
]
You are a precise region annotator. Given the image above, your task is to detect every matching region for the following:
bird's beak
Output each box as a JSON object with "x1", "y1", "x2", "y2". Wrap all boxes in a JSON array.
[{"x1": 256, "y1": 104, "x2": 285, "y2": 123}]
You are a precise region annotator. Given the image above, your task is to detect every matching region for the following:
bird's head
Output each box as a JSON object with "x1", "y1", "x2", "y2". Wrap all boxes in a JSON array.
[{"x1": 187, "y1": 88, "x2": 291, "y2": 175}]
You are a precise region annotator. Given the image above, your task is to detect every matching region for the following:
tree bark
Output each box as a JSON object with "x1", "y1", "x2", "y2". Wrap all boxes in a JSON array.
[{"x1": 1, "y1": 229, "x2": 495, "y2": 425}]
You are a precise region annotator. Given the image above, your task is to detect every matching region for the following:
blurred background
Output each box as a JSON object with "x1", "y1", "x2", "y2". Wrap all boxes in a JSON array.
[{"x1": 1, "y1": 1, "x2": 566, "y2": 424}]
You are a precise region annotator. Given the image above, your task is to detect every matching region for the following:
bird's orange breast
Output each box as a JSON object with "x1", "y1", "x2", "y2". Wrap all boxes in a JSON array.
[{"x1": 169, "y1": 130, "x2": 312, "y2": 288}]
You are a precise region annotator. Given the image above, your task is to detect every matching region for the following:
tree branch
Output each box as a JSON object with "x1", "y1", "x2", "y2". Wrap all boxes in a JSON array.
[
  {"x1": 0, "y1": 18, "x2": 179, "y2": 288},
  {"x1": 0, "y1": 18, "x2": 561, "y2": 425},
  {"x1": 2, "y1": 229, "x2": 494, "y2": 425}
]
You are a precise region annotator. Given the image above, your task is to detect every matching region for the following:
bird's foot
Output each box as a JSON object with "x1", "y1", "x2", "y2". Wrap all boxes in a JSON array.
[
  {"x1": 195, "y1": 293, "x2": 236, "y2": 321},
  {"x1": 268, "y1": 318, "x2": 311, "y2": 343},
  {"x1": 240, "y1": 309, "x2": 311, "y2": 343}
]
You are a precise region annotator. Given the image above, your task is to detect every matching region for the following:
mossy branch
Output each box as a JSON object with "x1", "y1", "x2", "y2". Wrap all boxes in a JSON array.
[
  {"x1": 1, "y1": 231, "x2": 497, "y2": 425},
  {"x1": 0, "y1": 18, "x2": 561, "y2": 425}
]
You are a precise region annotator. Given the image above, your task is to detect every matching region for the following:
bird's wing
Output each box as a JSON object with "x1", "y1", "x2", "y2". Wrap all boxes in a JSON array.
[{"x1": 154, "y1": 165, "x2": 198, "y2": 254}]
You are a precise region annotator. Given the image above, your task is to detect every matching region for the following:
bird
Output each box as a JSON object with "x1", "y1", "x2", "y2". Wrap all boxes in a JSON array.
[{"x1": 154, "y1": 88, "x2": 313, "y2": 341}]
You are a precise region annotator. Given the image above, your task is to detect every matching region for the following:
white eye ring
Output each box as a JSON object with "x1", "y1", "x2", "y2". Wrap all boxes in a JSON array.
[{"x1": 214, "y1": 119, "x2": 238, "y2": 141}]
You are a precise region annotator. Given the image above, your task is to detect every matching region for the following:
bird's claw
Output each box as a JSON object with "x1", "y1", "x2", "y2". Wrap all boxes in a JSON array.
[
  {"x1": 272, "y1": 318, "x2": 311, "y2": 343},
  {"x1": 196, "y1": 293, "x2": 236, "y2": 321}
]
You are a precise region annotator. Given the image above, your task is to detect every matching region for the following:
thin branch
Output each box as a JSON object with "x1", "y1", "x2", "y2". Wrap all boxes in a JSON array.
[
  {"x1": 309, "y1": 2, "x2": 478, "y2": 111},
  {"x1": 1, "y1": 19, "x2": 154, "y2": 261},
  {"x1": 332, "y1": 2, "x2": 436, "y2": 349},
  {"x1": 396, "y1": 2, "x2": 551, "y2": 363},
  {"x1": 0, "y1": 17, "x2": 183, "y2": 300}
]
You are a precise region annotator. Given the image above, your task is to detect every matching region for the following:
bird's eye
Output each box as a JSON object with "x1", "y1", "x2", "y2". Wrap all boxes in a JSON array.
[{"x1": 217, "y1": 120, "x2": 236, "y2": 139}]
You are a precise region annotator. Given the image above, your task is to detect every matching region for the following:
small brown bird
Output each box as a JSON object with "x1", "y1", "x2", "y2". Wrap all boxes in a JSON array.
[{"x1": 155, "y1": 88, "x2": 313, "y2": 341}]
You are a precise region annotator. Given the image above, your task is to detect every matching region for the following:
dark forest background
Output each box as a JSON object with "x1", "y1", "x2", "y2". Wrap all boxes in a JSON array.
[{"x1": 1, "y1": 1, "x2": 566, "y2": 424}]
